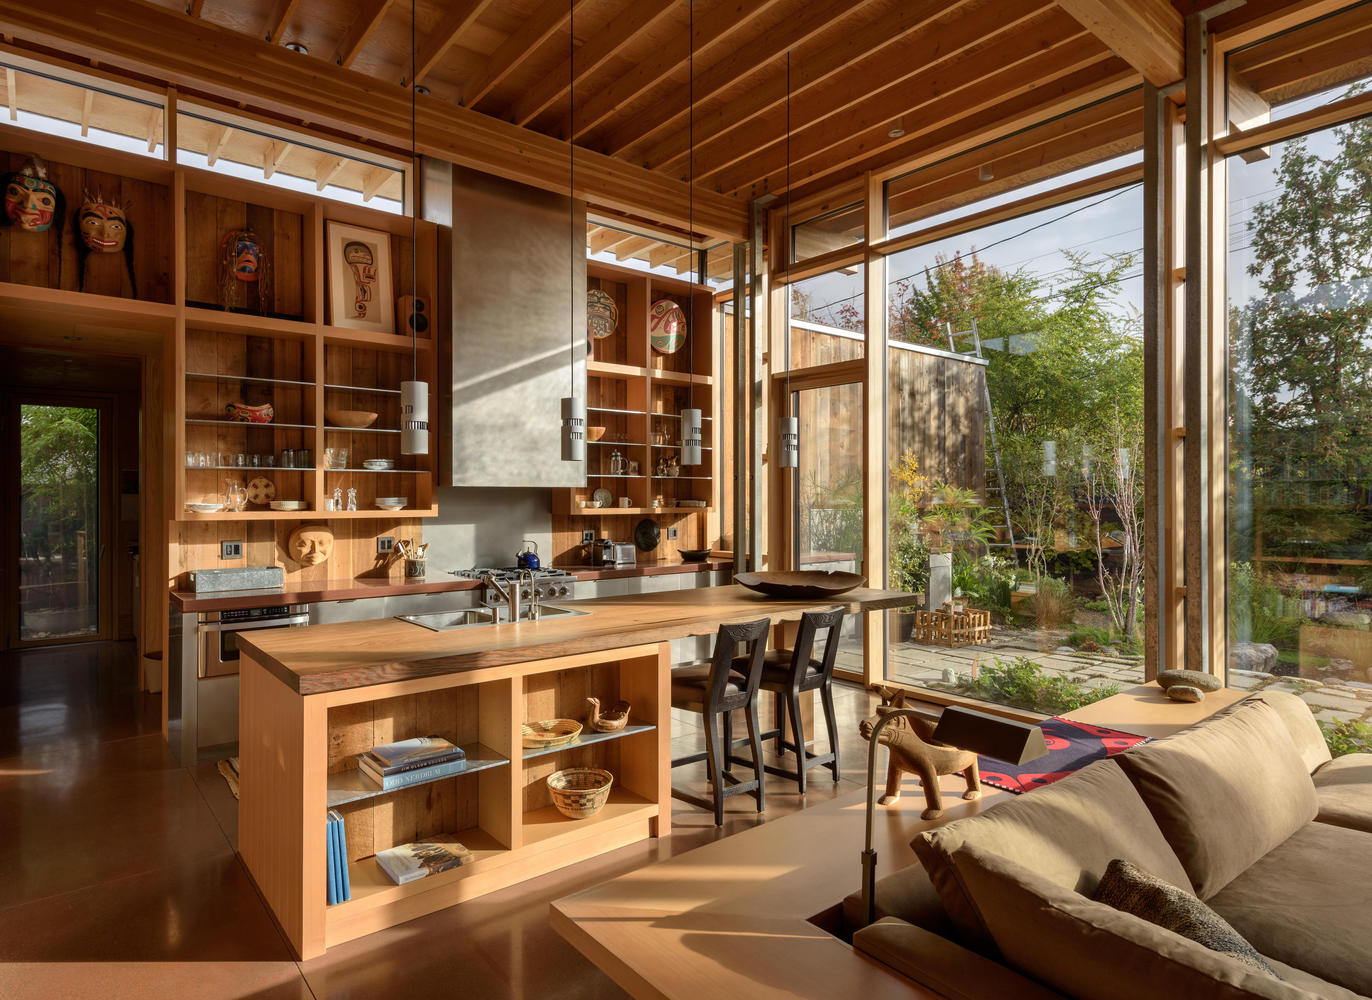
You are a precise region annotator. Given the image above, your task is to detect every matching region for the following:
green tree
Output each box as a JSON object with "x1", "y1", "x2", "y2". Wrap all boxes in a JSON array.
[{"x1": 20, "y1": 406, "x2": 98, "y2": 566}]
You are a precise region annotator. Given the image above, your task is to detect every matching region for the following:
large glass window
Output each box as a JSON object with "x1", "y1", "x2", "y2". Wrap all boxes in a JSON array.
[
  {"x1": 1227, "y1": 108, "x2": 1372, "y2": 750},
  {"x1": 883, "y1": 184, "x2": 1146, "y2": 715},
  {"x1": 788, "y1": 265, "x2": 864, "y2": 368}
]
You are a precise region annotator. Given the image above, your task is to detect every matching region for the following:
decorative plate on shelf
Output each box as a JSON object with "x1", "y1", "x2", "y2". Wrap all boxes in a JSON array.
[
  {"x1": 246, "y1": 476, "x2": 276, "y2": 504},
  {"x1": 734, "y1": 571, "x2": 866, "y2": 599},
  {"x1": 633, "y1": 518, "x2": 661, "y2": 552},
  {"x1": 649, "y1": 299, "x2": 687, "y2": 354},
  {"x1": 587, "y1": 288, "x2": 618, "y2": 340},
  {"x1": 591, "y1": 487, "x2": 613, "y2": 508}
]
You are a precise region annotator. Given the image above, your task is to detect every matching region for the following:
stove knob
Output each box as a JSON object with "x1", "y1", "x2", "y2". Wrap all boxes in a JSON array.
[{"x1": 558, "y1": 585, "x2": 569, "y2": 596}]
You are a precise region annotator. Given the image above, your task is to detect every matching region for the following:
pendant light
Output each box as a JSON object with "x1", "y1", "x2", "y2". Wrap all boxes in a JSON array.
[
  {"x1": 680, "y1": 0, "x2": 703, "y2": 467},
  {"x1": 401, "y1": 0, "x2": 430, "y2": 456},
  {"x1": 778, "y1": 50, "x2": 798, "y2": 469},
  {"x1": 560, "y1": 0, "x2": 586, "y2": 463}
]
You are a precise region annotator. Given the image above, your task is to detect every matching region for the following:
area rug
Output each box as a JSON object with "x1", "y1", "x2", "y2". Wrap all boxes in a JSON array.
[
  {"x1": 976, "y1": 718, "x2": 1146, "y2": 794},
  {"x1": 217, "y1": 756, "x2": 240, "y2": 800}
]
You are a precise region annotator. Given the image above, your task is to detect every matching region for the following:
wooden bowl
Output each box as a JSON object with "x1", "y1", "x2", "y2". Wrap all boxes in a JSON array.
[
  {"x1": 587, "y1": 425, "x2": 607, "y2": 441},
  {"x1": 678, "y1": 548, "x2": 710, "y2": 562},
  {"x1": 522, "y1": 718, "x2": 582, "y2": 749},
  {"x1": 547, "y1": 767, "x2": 614, "y2": 819},
  {"x1": 325, "y1": 409, "x2": 379, "y2": 428},
  {"x1": 734, "y1": 570, "x2": 866, "y2": 599}
]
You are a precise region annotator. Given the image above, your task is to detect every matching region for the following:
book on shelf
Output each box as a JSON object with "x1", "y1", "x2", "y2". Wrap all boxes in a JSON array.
[
  {"x1": 375, "y1": 839, "x2": 474, "y2": 885},
  {"x1": 325, "y1": 811, "x2": 340, "y2": 905},
  {"x1": 330, "y1": 809, "x2": 350, "y2": 902},
  {"x1": 358, "y1": 754, "x2": 469, "y2": 790},
  {"x1": 359, "y1": 746, "x2": 466, "y2": 777},
  {"x1": 369, "y1": 735, "x2": 460, "y2": 768}
]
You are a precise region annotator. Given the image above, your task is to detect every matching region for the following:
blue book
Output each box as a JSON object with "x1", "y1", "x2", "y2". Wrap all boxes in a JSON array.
[
  {"x1": 332, "y1": 809, "x2": 351, "y2": 902},
  {"x1": 358, "y1": 756, "x2": 468, "y2": 790},
  {"x1": 325, "y1": 813, "x2": 339, "y2": 905}
]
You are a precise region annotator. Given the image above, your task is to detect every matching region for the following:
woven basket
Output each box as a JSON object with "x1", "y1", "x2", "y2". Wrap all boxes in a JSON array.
[
  {"x1": 522, "y1": 718, "x2": 582, "y2": 749},
  {"x1": 547, "y1": 767, "x2": 614, "y2": 819}
]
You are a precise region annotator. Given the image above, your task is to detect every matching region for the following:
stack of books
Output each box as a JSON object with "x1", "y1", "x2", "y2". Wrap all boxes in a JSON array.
[
  {"x1": 325, "y1": 809, "x2": 351, "y2": 904},
  {"x1": 358, "y1": 735, "x2": 468, "y2": 790},
  {"x1": 375, "y1": 839, "x2": 474, "y2": 885}
]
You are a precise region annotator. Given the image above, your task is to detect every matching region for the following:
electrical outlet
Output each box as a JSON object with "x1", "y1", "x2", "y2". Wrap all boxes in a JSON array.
[
  {"x1": 220, "y1": 540, "x2": 243, "y2": 559},
  {"x1": 668, "y1": 527, "x2": 678, "y2": 540},
  {"x1": 581, "y1": 530, "x2": 595, "y2": 544},
  {"x1": 377, "y1": 536, "x2": 396, "y2": 554}
]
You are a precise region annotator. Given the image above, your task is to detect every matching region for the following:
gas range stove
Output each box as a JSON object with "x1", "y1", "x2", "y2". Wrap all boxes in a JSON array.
[{"x1": 450, "y1": 567, "x2": 578, "y2": 602}]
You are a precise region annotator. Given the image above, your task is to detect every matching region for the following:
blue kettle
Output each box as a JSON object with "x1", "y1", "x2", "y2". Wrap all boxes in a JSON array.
[{"x1": 516, "y1": 540, "x2": 540, "y2": 570}]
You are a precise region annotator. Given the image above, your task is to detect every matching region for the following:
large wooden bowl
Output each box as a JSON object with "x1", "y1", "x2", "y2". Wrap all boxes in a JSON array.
[
  {"x1": 734, "y1": 570, "x2": 866, "y2": 599},
  {"x1": 324, "y1": 409, "x2": 379, "y2": 428}
]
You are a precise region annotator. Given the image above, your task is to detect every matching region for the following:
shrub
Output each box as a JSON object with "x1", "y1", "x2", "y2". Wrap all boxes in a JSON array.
[
  {"x1": 1321, "y1": 719, "x2": 1372, "y2": 758},
  {"x1": 956, "y1": 656, "x2": 1120, "y2": 714},
  {"x1": 1032, "y1": 577, "x2": 1074, "y2": 629}
]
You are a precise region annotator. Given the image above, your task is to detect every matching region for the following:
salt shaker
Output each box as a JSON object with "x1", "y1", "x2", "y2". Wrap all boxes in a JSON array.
[
  {"x1": 346, "y1": 487, "x2": 358, "y2": 512},
  {"x1": 331, "y1": 487, "x2": 343, "y2": 512}
]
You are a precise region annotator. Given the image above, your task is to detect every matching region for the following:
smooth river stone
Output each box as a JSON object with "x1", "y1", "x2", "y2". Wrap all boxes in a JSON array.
[
  {"x1": 1166, "y1": 685, "x2": 1205, "y2": 703},
  {"x1": 1157, "y1": 669, "x2": 1222, "y2": 693}
]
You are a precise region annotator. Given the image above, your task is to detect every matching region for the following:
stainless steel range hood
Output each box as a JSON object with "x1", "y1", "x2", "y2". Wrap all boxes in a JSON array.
[{"x1": 439, "y1": 164, "x2": 587, "y2": 487}]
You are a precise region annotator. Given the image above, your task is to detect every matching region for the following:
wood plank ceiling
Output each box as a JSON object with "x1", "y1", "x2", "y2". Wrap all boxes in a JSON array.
[{"x1": 2, "y1": 0, "x2": 1334, "y2": 249}]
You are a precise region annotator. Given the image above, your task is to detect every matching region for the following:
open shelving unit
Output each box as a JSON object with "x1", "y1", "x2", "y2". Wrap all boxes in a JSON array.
[{"x1": 238, "y1": 641, "x2": 671, "y2": 959}]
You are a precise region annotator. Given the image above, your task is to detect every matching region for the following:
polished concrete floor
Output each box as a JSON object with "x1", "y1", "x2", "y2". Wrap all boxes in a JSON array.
[{"x1": 0, "y1": 641, "x2": 900, "y2": 1000}]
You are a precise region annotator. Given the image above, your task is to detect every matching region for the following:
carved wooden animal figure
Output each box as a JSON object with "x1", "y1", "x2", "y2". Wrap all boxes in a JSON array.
[{"x1": 858, "y1": 687, "x2": 981, "y2": 820}]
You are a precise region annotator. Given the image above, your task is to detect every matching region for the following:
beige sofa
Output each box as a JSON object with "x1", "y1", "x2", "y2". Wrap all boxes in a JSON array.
[{"x1": 848, "y1": 691, "x2": 1372, "y2": 1000}]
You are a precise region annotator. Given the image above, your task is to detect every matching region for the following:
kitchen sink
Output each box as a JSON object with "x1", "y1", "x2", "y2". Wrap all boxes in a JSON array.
[{"x1": 396, "y1": 604, "x2": 587, "y2": 631}]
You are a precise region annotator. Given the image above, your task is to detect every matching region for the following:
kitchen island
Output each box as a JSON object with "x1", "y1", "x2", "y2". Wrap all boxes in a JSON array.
[{"x1": 236, "y1": 584, "x2": 911, "y2": 959}]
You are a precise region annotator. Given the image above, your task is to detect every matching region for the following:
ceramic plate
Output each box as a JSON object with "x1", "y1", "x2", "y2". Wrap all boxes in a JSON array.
[
  {"x1": 591, "y1": 487, "x2": 613, "y2": 508},
  {"x1": 734, "y1": 571, "x2": 867, "y2": 598},
  {"x1": 246, "y1": 476, "x2": 276, "y2": 504},
  {"x1": 185, "y1": 502, "x2": 224, "y2": 513},
  {"x1": 587, "y1": 288, "x2": 618, "y2": 340},
  {"x1": 649, "y1": 299, "x2": 687, "y2": 354},
  {"x1": 634, "y1": 518, "x2": 661, "y2": 551}
]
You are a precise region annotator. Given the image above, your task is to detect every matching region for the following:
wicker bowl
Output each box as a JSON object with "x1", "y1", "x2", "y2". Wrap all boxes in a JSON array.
[
  {"x1": 522, "y1": 718, "x2": 582, "y2": 749},
  {"x1": 547, "y1": 767, "x2": 614, "y2": 819}
]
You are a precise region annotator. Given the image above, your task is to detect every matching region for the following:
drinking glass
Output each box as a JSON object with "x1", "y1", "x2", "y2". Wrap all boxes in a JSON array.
[
  {"x1": 233, "y1": 453, "x2": 246, "y2": 467},
  {"x1": 335, "y1": 448, "x2": 349, "y2": 469}
]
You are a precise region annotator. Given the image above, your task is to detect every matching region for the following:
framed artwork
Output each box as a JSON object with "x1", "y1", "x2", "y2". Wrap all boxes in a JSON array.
[{"x1": 326, "y1": 220, "x2": 394, "y2": 333}]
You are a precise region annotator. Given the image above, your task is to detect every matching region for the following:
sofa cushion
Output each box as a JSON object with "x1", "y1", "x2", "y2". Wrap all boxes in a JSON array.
[
  {"x1": 1240, "y1": 692, "x2": 1332, "y2": 774},
  {"x1": 1113, "y1": 699, "x2": 1317, "y2": 898},
  {"x1": 1263, "y1": 959, "x2": 1370, "y2": 1000},
  {"x1": 840, "y1": 863, "x2": 955, "y2": 939},
  {"x1": 950, "y1": 842, "x2": 1324, "y2": 1000},
  {"x1": 1312, "y1": 753, "x2": 1372, "y2": 833},
  {"x1": 912, "y1": 758, "x2": 1190, "y2": 953},
  {"x1": 853, "y1": 917, "x2": 1066, "y2": 1000},
  {"x1": 1206, "y1": 821, "x2": 1372, "y2": 998},
  {"x1": 1091, "y1": 858, "x2": 1276, "y2": 976}
]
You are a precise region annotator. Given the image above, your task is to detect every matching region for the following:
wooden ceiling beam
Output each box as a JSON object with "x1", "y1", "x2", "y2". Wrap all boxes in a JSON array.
[
  {"x1": 1231, "y1": 6, "x2": 1372, "y2": 100},
  {"x1": 510, "y1": 0, "x2": 675, "y2": 127},
  {"x1": 407, "y1": 0, "x2": 500, "y2": 87},
  {"x1": 361, "y1": 165, "x2": 393, "y2": 201},
  {"x1": 599, "y1": 0, "x2": 879, "y2": 158},
  {"x1": 206, "y1": 123, "x2": 232, "y2": 165},
  {"x1": 264, "y1": 0, "x2": 302, "y2": 46},
  {"x1": 568, "y1": 0, "x2": 789, "y2": 140},
  {"x1": 1052, "y1": 0, "x2": 1183, "y2": 86},
  {"x1": 463, "y1": 0, "x2": 580, "y2": 109},
  {"x1": 316, "y1": 155, "x2": 346, "y2": 191},
  {"x1": 263, "y1": 140, "x2": 293, "y2": 178},
  {"x1": 4, "y1": 66, "x2": 14, "y2": 120},
  {"x1": 186, "y1": 0, "x2": 204, "y2": 17},
  {"x1": 687, "y1": 1, "x2": 1058, "y2": 184},
  {"x1": 334, "y1": 0, "x2": 396, "y2": 69},
  {"x1": 706, "y1": 15, "x2": 1106, "y2": 194},
  {"x1": 640, "y1": 0, "x2": 980, "y2": 175},
  {"x1": 589, "y1": 227, "x2": 637, "y2": 254},
  {"x1": 611, "y1": 235, "x2": 656, "y2": 260},
  {"x1": 79, "y1": 86, "x2": 92, "y2": 135},
  {"x1": 0, "y1": 0, "x2": 747, "y2": 239}
]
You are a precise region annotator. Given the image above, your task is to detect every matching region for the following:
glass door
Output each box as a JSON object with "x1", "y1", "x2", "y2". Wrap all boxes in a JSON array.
[
  {"x1": 791, "y1": 380, "x2": 865, "y2": 672},
  {"x1": 6, "y1": 396, "x2": 112, "y2": 647}
]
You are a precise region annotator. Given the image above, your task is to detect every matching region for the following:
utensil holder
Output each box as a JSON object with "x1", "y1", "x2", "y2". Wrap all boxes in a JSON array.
[{"x1": 404, "y1": 557, "x2": 426, "y2": 579}]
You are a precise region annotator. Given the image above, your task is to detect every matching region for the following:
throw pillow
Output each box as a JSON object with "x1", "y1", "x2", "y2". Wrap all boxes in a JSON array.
[{"x1": 1091, "y1": 858, "x2": 1279, "y2": 978}]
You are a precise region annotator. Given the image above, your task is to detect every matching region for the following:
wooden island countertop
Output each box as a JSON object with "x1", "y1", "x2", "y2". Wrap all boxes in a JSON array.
[{"x1": 239, "y1": 584, "x2": 913, "y2": 695}]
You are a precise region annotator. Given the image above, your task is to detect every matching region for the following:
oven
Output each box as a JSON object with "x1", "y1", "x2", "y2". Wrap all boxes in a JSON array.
[{"x1": 197, "y1": 604, "x2": 309, "y2": 678}]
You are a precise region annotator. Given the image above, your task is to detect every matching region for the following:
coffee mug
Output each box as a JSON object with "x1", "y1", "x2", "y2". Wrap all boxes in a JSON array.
[{"x1": 618, "y1": 497, "x2": 631, "y2": 507}]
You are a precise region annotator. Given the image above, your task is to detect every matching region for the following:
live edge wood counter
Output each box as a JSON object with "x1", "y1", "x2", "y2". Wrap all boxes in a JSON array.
[{"x1": 235, "y1": 585, "x2": 912, "y2": 960}]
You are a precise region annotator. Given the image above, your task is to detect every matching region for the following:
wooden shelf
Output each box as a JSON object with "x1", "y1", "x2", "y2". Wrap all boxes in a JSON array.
[
  {"x1": 320, "y1": 506, "x2": 439, "y2": 518},
  {"x1": 186, "y1": 419, "x2": 316, "y2": 430},
  {"x1": 324, "y1": 383, "x2": 403, "y2": 395},
  {"x1": 323, "y1": 426, "x2": 402, "y2": 435},
  {"x1": 520, "y1": 721, "x2": 655, "y2": 761},
  {"x1": 186, "y1": 371, "x2": 314, "y2": 388},
  {"x1": 521, "y1": 789, "x2": 657, "y2": 849},
  {"x1": 183, "y1": 306, "x2": 319, "y2": 339},
  {"x1": 333, "y1": 825, "x2": 510, "y2": 910},
  {"x1": 323, "y1": 327, "x2": 433, "y2": 352},
  {"x1": 327, "y1": 742, "x2": 509, "y2": 807},
  {"x1": 588, "y1": 360, "x2": 650, "y2": 379},
  {"x1": 650, "y1": 369, "x2": 713, "y2": 386},
  {"x1": 183, "y1": 508, "x2": 318, "y2": 520}
]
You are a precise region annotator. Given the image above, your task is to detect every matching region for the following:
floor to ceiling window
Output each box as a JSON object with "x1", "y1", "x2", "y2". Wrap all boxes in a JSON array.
[
  {"x1": 879, "y1": 176, "x2": 1147, "y2": 714},
  {"x1": 1226, "y1": 99, "x2": 1372, "y2": 748}
]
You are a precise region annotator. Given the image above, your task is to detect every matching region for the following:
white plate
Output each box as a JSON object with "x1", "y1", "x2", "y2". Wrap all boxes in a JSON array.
[
  {"x1": 186, "y1": 502, "x2": 224, "y2": 513},
  {"x1": 375, "y1": 501, "x2": 406, "y2": 510},
  {"x1": 270, "y1": 500, "x2": 306, "y2": 511},
  {"x1": 362, "y1": 459, "x2": 394, "y2": 470}
]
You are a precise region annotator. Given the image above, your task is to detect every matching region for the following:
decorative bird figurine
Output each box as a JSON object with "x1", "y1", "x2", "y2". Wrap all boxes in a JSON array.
[{"x1": 585, "y1": 696, "x2": 631, "y2": 733}]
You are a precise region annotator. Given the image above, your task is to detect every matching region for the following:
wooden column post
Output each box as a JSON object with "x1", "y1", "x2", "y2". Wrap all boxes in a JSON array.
[
  {"x1": 746, "y1": 197, "x2": 771, "y2": 573},
  {"x1": 862, "y1": 171, "x2": 887, "y2": 687}
]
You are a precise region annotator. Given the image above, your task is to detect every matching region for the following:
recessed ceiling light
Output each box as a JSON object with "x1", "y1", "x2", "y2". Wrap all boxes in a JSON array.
[
  {"x1": 284, "y1": 41, "x2": 308, "y2": 54},
  {"x1": 888, "y1": 117, "x2": 905, "y2": 138},
  {"x1": 978, "y1": 163, "x2": 995, "y2": 182},
  {"x1": 413, "y1": 85, "x2": 430, "y2": 95}
]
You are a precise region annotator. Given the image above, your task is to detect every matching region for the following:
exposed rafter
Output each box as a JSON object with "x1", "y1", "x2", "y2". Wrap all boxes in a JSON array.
[
  {"x1": 509, "y1": 0, "x2": 675, "y2": 127},
  {"x1": 185, "y1": 0, "x2": 205, "y2": 16},
  {"x1": 463, "y1": 0, "x2": 580, "y2": 109},
  {"x1": 1053, "y1": 0, "x2": 1183, "y2": 85},
  {"x1": 146, "y1": 105, "x2": 161, "y2": 152},
  {"x1": 263, "y1": 0, "x2": 301, "y2": 46},
  {"x1": 316, "y1": 155, "x2": 346, "y2": 191},
  {"x1": 361, "y1": 165, "x2": 392, "y2": 202},
  {"x1": 206, "y1": 123, "x2": 232, "y2": 166},
  {"x1": 263, "y1": 140, "x2": 293, "y2": 178},
  {"x1": 334, "y1": 0, "x2": 396, "y2": 69},
  {"x1": 406, "y1": 0, "x2": 498, "y2": 86}
]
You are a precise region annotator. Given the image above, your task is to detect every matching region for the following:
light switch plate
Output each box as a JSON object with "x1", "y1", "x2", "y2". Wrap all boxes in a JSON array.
[
  {"x1": 377, "y1": 536, "x2": 396, "y2": 554},
  {"x1": 220, "y1": 540, "x2": 243, "y2": 559},
  {"x1": 581, "y1": 530, "x2": 594, "y2": 544}
]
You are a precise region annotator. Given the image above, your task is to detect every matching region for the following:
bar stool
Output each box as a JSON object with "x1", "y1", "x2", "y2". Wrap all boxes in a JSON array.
[
  {"x1": 669, "y1": 618, "x2": 771, "y2": 826},
  {"x1": 759, "y1": 608, "x2": 846, "y2": 793}
]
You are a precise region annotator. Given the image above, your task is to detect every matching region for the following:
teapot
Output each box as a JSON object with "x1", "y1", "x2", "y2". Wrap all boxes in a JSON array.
[{"x1": 516, "y1": 539, "x2": 540, "y2": 570}]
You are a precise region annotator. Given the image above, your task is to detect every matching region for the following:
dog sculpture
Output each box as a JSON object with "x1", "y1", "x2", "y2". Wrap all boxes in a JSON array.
[{"x1": 858, "y1": 687, "x2": 981, "y2": 820}]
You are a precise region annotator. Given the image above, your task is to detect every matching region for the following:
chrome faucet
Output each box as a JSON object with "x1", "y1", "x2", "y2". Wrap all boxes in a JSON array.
[
  {"x1": 482, "y1": 572, "x2": 521, "y2": 622},
  {"x1": 521, "y1": 568, "x2": 541, "y2": 621}
]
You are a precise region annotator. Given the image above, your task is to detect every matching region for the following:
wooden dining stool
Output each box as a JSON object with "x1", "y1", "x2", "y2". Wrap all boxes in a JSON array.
[
  {"x1": 758, "y1": 608, "x2": 846, "y2": 793},
  {"x1": 668, "y1": 618, "x2": 770, "y2": 826}
]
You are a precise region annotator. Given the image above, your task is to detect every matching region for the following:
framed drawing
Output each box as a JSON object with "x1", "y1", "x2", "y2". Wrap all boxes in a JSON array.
[{"x1": 326, "y1": 220, "x2": 394, "y2": 333}]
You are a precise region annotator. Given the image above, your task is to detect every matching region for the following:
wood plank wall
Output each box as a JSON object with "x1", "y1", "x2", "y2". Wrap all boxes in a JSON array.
[{"x1": 184, "y1": 190, "x2": 304, "y2": 317}]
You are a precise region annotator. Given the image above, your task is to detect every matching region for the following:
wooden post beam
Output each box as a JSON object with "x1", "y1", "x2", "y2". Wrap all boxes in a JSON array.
[
  {"x1": 0, "y1": 1, "x2": 748, "y2": 240},
  {"x1": 263, "y1": 0, "x2": 301, "y2": 45},
  {"x1": 360, "y1": 165, "x2": 392, "y2": 201},
  {"x1": 264, "y1": 140, "x2": 294, "y2": 179},
  {"x1": 406, "y1": 0, "x2": 498, "y2": 87},
  {"x1": 206, "y1": 123, "x2": 232, "y2": 166},
  {"x1": 463, "y1": 0, "x2": 579, "y2": 109},
  {"x1": 316, "y1": 155, "x2": 346, "y2": 191},
  {"x1": 334, "y1": 0, "x2": 396, "y2": 69},
  {"x1": 1053, "y1": 0, "x2": 1183, "y2": 86}
]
